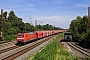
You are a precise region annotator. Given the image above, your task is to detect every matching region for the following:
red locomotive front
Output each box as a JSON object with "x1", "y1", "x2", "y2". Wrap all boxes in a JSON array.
[
  {"x1": 17, "y1": 32, "x2": 37, "y2": 44},
  {"x1": 17, "y1": 33, "x2": 25, "y2": 43}
]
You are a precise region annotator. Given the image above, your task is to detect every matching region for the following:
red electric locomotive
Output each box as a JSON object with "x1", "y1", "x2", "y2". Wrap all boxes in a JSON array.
[{"x1": 17, "y1": 32, "x2": 36, "y2": 44}]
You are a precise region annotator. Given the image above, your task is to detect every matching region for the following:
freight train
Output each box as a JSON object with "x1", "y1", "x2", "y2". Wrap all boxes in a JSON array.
[{"x1": 16, "y1": 30, "x2": 66, "y2": 45}]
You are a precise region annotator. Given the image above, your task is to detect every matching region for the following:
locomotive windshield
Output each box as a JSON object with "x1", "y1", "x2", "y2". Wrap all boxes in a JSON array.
[
  {"x1": 64, "y1": 32, "x2": 72, "y2": 35},
  {"x1": 18, "y1": 33, "x2": 24, "y2": 37}
]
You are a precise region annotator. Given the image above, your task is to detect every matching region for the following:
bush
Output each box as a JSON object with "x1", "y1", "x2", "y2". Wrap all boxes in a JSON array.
[{"x1": 4, "y1": 34, "x2": 16, "y2": 41}]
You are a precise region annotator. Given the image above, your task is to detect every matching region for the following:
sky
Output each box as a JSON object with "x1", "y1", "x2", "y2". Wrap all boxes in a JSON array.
[{"x1": 0, "y1": 0, "x2": 89, "y2": 29}]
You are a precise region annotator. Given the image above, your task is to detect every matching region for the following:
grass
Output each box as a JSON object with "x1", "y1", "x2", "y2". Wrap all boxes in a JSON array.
[{"x1": 27, "y1": 33, "x2": 78, "y2": 60}]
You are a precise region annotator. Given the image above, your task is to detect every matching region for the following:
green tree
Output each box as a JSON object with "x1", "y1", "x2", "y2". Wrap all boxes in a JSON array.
[
  {"x1": 3, "y1": 11, "x2": 7, "y2": 19},
  {"x1": 69, "y1": 15, "x2": 89, "y2": 47},
  {"x1": 24, "y1": 23, "x2": 34, "y2": 32},
  {"x1": 7, "y1": 28, "x2": 17, "y2": 35}
]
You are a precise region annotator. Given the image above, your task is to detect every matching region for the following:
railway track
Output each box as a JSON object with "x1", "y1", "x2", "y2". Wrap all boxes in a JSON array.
[
  {"x1": 67, "y1": 42, "x2": 90, "y2": 58},
  {"x1": 0, "y1": 46, "x2": 19, "y2": 54},
  {"x1": 0, "y1": 34, "x2": 56, "y2": 60},
  {"x1": 0, "y1": 40, "x2": 16, "y2": 44},
  {"x1": 0, "y1": 41, "x2": 16, "y2": 50}
]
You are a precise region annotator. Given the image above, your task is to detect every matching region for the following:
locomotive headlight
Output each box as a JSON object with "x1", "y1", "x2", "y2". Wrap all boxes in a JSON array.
[{"x1": 17, "y1": 38, "x2": 24, "y2": 39}]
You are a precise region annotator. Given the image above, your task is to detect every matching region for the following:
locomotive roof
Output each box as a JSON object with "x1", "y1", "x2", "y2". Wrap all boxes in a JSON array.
[
  {"x1": 64, "y1": 32, "x2": 72, "y2": 35},
  {"x1": 28, "y1": 32, "x2": 34, "y2": 34}
]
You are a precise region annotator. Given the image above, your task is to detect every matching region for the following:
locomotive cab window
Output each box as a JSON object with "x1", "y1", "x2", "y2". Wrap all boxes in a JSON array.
[
  {"x1": 64, "y1": 32, "x2": 72, "y2": 35},
  {"x1": 64, "y1": 32, "x2": 72, "y2": 41},
  {"x1": 18, "y1": 33, "x2": 24, "y2": 37}
]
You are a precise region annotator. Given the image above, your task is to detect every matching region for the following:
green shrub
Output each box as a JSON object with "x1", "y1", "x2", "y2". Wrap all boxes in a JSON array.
[{"x1": 4, "y1": 34, "x2": 16, "y2": 41}]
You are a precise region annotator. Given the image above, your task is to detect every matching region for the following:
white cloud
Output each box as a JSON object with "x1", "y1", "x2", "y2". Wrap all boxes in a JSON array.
[
  {"x1": 23, "y1": 15, "x2": 75, "y2": 29},
  {"x1": 0, "y1": 3, "x2": 36, "y2": 11},
  {"x1": 76, "y1": 4, "x2": 89, "y2": 8},
  {"x1": 23, "y1": 8, "x2": 37, "y2": 11},
  {"x1": 40, "y1": 11, "x2": 50, "y2": 14},
  {"x1": 53, "y1": 0, "x2": 63, "y2": 4},
  {"x1": 1, "y1": 3, "x2": 35, "y2": 8},
  {"x1": 52, "y1": 8, "x2": 57, "y2": 10},
  {"x1": 28, "y1": 4, "x2": 35, "y2": 7}
]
